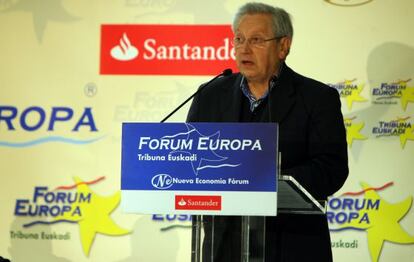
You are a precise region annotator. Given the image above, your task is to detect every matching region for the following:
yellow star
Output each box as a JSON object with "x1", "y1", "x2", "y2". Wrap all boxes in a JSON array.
[
  {"x1": 54, "y1": 177, "x2": 131, "y2": 256},
  {"x1": 345, "y1": 83, "x2": 367, "y2": 110},
  {"x1": 344, "y1": 118, "x2": 367, "y2": 147},
  {"x1": 400, "y1": 125, "x2": 414, "y2": 148},
  {"x1": 339, "y1": 182, "x2": 414, "y2": 262},
  {"x1": 400, "y1": 86, "x2": 414, "y2": 111}
]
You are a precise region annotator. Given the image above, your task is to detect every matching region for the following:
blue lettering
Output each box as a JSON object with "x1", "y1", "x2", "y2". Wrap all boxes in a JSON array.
[
  {"x1": 336, "y1": 212, "x2": 347, "y2": 223},
  {"x1": 328, "y1": 198, "x2": 341, "y2": 210},
  {"x1": 348, "y1": 212, "x2": 359, "y2": 222},
  {"x1": 49, "y1": 206, "x2": 60, "y2": 216},
  {"x1": 71, "y1": 206, "x2": 81, "y2": 216},
  {"x1": 152, "y1": 214, "x2": 192, "y2": 222},
  {"x1": 327, "y1": 211, "x2": 370, "y2": 225},
  {"x1": 79, "y1": 193, "x2": 91, "y2": 203},
  {"x1": 39, "y1": 205, "x2": 49, "y2": 216},
  {"x1": 367, "y1": 199, "x2": 380, "y2": 210},
  {"x1": 48, "y1": 107, "x2": 74, "y2": 131},
  {"x1": 14, "y1": 199, "x2": 29, "y2": 216},
  {"x1": 73, "y1": 108, "x2": 97, "y2": 131},
  {"x1": 178, "y1": 214, "x2": 191, "y2": 221},
  {"x1": 61, "y1": 205, "x2": 71, "y2": 215},
  {"x1": 0, "y1": 106, "x2": 97, "y2": 132},
  {"x1": 326, "y1": 212, "x2": 334, "y2": 223},
  {"x1": 0, "y1": 106, "x2": 17, "y2": 130},
  {"x1": 359, "y1": 213, "x2": 370, "y2": 223},
  {"x1": 354, "y1": 199, "x2": 365, "y2": 210},
  {"x1": 328, "y1": 197, "x2": 378, "y2": 211},
  {"x1": 56, "y1": 192, "x2": 66, "y2": 203},
  {"x1": 342, "y1": 198, "x2": 354, "y2": 210},
  {"x1": 33, "y1": 187, "x2": 48, "y2": 203},
  {"x1": 166, "y1": 214, "x2": 177, "y2": 221},
  {"x1": 44, "y1": 192, "x2": 56, "y2": 203},
  {"x1": 20, "y1": 107, "x2": 46, "y2": 131},
  {"x1": 27, "y1": 205, "x2": 37, "y2": 216},
  {"x1": 15, "y1": 203, "x2": 81, "y2": 217},
  {"x1": 152, "y1": 214, "x2": 164, "y2": 221}
]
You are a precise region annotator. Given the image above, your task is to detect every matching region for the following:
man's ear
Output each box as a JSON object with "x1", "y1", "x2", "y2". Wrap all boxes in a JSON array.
[{"x1": 278, "y1": 37, "x2": 292, "y2": 60}]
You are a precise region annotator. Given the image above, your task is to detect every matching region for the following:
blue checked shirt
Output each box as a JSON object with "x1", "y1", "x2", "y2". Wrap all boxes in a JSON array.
[{"x1": 240, "y1": 76, "x2": 277, "y2": 112}]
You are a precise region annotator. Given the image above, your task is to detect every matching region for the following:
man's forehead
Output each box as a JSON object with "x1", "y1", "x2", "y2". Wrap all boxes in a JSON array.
[{"x1": 235, "y1": 13, "x2": 273, "y2": 33}]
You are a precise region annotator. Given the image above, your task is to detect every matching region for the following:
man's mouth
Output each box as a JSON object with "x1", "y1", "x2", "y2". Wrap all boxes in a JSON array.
[{"x1": 241, "y1": 60, "x2": 254, "y2": 66}]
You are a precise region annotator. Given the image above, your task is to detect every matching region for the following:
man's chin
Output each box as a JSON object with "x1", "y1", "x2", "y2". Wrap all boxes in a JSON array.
[
  {"x1": 240, "y1": 72, "x2": 260, "y2": 81},
  {"x1": 239, "y1": 69, "x2": 257, "y2": 78}
]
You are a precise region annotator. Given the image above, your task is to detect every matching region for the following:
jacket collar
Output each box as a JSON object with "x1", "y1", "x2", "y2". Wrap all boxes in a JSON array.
[
  {"x1": 269, "y1": 64, "x2": 296, "y2": 123},
  {"x1": 220, "y1": 65, "x2": 297, "y2": 123},
  {"x1": 220, "y1": 74, "x2": 244, "y2": 122}
]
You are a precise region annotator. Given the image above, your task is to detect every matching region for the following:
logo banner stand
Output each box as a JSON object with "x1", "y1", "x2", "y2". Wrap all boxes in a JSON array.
[{"x1": 121, "y1": 123, "x2": 325, "y2": 262}]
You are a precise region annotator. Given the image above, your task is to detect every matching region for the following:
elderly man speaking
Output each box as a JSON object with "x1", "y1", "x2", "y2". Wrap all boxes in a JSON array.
[{"x1": 187, "y1": 2, "x2": 349, "y2": 262}]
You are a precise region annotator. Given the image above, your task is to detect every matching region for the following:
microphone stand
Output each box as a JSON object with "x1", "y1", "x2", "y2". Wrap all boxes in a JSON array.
[
  {"x1": 160, "y1": 69, "x2": 232, "y2": 123},
  {"x1": 159, "y1": 69, "x2": 232, "y2": 262}
]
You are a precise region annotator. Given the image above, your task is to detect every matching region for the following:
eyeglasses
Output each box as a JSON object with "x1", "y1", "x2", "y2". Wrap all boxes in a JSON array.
[{"x1": 232, "y1": 36, "x2": 284, "y2": 48}]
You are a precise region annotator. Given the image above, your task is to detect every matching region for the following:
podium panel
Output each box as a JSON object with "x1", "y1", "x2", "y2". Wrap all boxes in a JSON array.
[{"x1": 121, "y1": 122, "x2": 278, "y2": 216}]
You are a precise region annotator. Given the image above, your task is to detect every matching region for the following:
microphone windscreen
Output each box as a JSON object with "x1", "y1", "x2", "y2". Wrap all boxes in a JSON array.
[{"x1": 222, "y1": 68, "x2": 233, "y2": 76}]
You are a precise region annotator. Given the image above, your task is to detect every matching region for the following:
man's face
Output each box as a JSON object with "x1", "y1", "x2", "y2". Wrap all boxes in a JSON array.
[{"x1": 234, "y1": 13, "x2": 282, "y2": 84}]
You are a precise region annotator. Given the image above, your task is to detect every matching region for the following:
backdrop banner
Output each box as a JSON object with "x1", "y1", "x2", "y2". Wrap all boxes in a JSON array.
[{"x1": 0, "y1": 0, "x2": 413, "y2": 261}]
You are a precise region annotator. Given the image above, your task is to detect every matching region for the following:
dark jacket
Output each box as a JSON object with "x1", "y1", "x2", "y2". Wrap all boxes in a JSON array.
[{"x1": 187, "y1": 65, "x2": 348, "y2": 262}]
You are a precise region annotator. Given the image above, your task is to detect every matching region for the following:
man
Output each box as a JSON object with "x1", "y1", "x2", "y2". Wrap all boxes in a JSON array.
[{"x1": 187, "y1": 2, "x2": 348, "y2": 262}]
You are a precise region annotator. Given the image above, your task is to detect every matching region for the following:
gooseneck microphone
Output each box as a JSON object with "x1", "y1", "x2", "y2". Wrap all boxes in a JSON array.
[{"x1": 160, "y1": 68, "x2": 233, "y2": 123}]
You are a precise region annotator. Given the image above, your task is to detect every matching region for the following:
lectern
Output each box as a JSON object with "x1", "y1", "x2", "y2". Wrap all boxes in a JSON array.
[
  {"x1": 121, "y1": 122, "x2": 310, "y2": 261},
  {"x1": 191, "y1": 175, "x2": 327, "y2": 262}
]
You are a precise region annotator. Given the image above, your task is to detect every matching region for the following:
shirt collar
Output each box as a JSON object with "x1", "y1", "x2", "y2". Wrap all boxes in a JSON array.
[{"x1": 239, "y1": 74, "x2": 278, "y2": 112}]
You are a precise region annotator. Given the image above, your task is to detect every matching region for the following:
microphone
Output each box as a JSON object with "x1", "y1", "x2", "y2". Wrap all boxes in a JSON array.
[{"x1": 160, "y1": 68, "x2": 233, "y2": 123}]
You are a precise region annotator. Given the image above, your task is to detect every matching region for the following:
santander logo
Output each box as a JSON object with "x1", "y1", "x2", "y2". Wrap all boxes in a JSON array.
[
  {"x1": 100, "y1": 24, "x2": 237, "y2": 75},
  {"x1": 175, "y1": 195, "x2": 222, "y2": 211},
  {"x1": 110, "y1": 33, "x2": 138, "y2": 61},
  {"x1": 178, "y1": 198, "x2": 187, "y2": 206}
]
